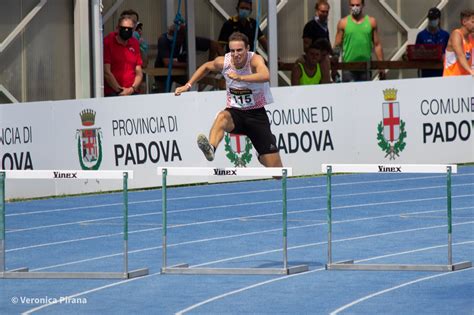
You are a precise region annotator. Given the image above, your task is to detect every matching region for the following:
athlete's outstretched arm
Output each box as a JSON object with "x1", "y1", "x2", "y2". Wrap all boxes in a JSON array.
[
  {"x1": 175, "y1": 57, "x2": 224, "y2": 95},
  {"x1": 228, "y1": 54, "x2": 270, "y2": 83}
]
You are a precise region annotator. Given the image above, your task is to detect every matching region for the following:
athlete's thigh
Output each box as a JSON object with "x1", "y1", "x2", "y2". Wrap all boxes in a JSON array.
[
  {"x1": 216, "y1": 109, "x2": 236, "y2": 132},
  {"x1": 245, "y1": 109, "x2": 277, "y2": 155},
  {"x1": 258, "y1": 152, "x2": 283, "y2": 167},
  {"x1": 224, "y1": 108, "x2": 244, "y2": 134}
]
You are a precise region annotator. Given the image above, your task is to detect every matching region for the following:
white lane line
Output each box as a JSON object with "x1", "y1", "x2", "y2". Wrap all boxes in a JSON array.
[
  {"x1": 21, "y1": 271, "x2": 162, "y2": 315},
  {"x1": 8, "y1": 173, "x2": 473, "y2": 217},
  {"x1": 28, "y1": 220, "x2": 474, "y2": 272},
  {"x1": 191, "y1": 222, "x2": 474, "y2": 268},
  {"x1": 7, "y1": 201, "x2": 474, "y2": 251},
  {"x1": 6, "y1": 184, "x2": 474, "y2": 233},
  {"x1": 14, "y1": 171, "x2": 474, "y2": 314},
  {"x1": 7, "y1": 202, "x2": 473, "y2": 252},
  {"x1": 329, "y1": 264, "x2": 474, "y2": 314},
  {"x1": 21, "y1": 240, "x2": 474, "y2": 314},
  {"x1": 176, "y1": 241, "x2": 474, "y2": 314},
  {"x1": 6, "y1": 233, "x2": 123, "y2": 252}
]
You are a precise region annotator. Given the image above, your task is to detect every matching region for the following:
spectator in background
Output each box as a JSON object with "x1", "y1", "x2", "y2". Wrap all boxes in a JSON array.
[
  {"x1": 415, "y1": 8, "x2": 450, "y2": 77},
  {"x1": 103, "y1": 15, "x2": 143, "y2": 96},
  {"x1": 153, "y1": 23, "x2": 222, "y2": 92},
  {"x1": 218, "y1": 0, "x2": 268, "y2": 53},
  {"x1": 292, "y1": 40, "x2": 331, "y2": 85},
  {"x1": 302, "y1": 0, "x2": 331, "y2": 54},
  {"x1": 120, "y1": 8, "x2": 139, "y2": 24},
  {"x1": 443, "y1": 9, "x2": 474, "y2": 77},
  {"x1": 118, "y1": 10, "x2": 148, "y2": 68},
  {"x1": 334, "y1": 0, "x2": 384, "y2": 82},
  {"x1": 134, "y1": 22, "x2": 149, "y2": 68}
]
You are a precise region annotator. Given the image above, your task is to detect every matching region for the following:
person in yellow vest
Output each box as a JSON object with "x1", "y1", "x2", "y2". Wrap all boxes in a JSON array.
[
  {"x1": 333, "y1": 0, "x2": 385, "y2": 82},
  {"x1": 443, "y1": 9, "x2": 474, "y2": 77},
  {"x1": 291, "y1": 40, "x2": 331, "y2": 85}
]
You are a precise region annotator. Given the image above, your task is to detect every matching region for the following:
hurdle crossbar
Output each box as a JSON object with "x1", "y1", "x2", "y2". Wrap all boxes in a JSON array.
[
  {"x1": 3, "y1": 170, "x2": 134, "y2": 180},
  {"x1": 157, "y1": 166, "x2": 293, "y2": 177},
  {"x1": 157, "y1": 167, "x2": 308, "y2": 275},
  {"x1": 322, "y1": 164, "x2": 472, "y2": 272},
  {"x1": 0, "y1": 170, "x2": 149, "y2": 279}
]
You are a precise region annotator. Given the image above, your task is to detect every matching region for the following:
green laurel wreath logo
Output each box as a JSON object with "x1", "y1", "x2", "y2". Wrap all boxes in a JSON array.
[
  {"x1": 224, "y1": 133, "x2": 253, "y2": 167},
  {"x1": 377, "y1": 120, "x2": 407, "y2": 160},
  {"x1": 77, "y1": 130, "x2": 103, "y2": 170}
]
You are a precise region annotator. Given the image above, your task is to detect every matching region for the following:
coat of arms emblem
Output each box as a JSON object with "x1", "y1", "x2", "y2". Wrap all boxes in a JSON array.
[
  {"x1": 377, "y1": 89, "x2": 407, "y2": 160},
  {"x1": 76, "y1": 109, "x2": 103, "y2": 170},
  {"x1": 224, "y1": 133, "x2": 253, "y2": 167}
]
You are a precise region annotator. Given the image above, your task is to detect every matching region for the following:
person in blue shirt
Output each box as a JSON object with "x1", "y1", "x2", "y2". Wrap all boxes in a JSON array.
[{"x1": 415, "y1": 7, "x2": 450, "y2": 77}]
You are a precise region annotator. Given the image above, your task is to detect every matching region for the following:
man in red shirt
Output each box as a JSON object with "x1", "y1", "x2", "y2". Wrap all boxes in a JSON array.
[{"x1": 104, "y1": 15, "x2": 143, "y2": 96}]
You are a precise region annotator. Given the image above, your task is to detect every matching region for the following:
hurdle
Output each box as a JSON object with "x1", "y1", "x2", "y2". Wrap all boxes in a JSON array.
[
  {"x1": 0, "y1": 170, "x2": 149, "y2": 279},
  {"x1": 157, "y1": 167, "x2": 309, "y2": 275},
  {"x1": 322, "y1": 164, "x2": 472, "y2": 272}
]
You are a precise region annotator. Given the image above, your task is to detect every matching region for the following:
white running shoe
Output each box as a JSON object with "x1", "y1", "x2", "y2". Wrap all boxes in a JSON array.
[{"x1": 197, "y1": 134, "x2": 215, "y2": 161}]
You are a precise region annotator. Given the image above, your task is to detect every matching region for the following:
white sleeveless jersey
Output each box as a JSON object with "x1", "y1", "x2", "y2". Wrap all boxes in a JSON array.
[{"x1": 222, "y1": 51, "x2": 273, "y2": 110}]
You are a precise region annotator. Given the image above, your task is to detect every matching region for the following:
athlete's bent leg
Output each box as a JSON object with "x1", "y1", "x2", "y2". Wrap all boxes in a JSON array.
[
  {"x1": 209, "y1": 110, "x2": 235, "y2": 149},
  {"x1": 197, "y1": 110, "x2": 235, "y2": 162}
]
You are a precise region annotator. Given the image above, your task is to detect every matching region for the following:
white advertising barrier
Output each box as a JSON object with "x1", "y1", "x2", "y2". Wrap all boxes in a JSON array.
[
  {"x1": 0, "y1": 76, "x2": 472, "y2": 199},
  {"x1": 269, "y1": 76, "x2": 473, "y2": 168}
]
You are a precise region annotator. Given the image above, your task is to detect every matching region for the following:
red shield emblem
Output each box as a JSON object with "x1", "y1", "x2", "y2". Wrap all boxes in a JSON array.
[
  {"x1": 229, "y1": 133, "x2": 246, "y2": 154},
  {"x1": 382, "y1": 102, "x2": 400, "y2": 142},
  {"x1": 80, "y1": 128, "x2": 99, "y2": 162}
]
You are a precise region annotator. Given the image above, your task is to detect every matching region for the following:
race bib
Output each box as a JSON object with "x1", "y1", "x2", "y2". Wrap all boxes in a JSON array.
[{"x1": 229, "y1": 88, "x2": 255, "y2": 108}]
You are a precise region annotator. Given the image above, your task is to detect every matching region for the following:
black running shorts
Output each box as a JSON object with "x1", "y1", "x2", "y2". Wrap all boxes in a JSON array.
[{"x1": 225, "y1": 107, "x2": 279, "y2": 156}]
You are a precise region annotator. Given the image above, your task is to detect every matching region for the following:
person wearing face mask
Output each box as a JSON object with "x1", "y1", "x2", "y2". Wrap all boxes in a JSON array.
[
  {"x1": 415, "y1": 8, "x2": 450, "y2": 77},
  {"x1": 218, "y1": 0, "x2": 268, "y2": 53},
  {"x1": 302, "y1": 1, "x2": 331, "y2": 54},
  {"x1": 116, "y1": 10, "x2": 149, "y2": 68},
  {"x1": 103, "y1": 15, "x2": 143, "y2": 96},
  {"x1": 334, "y1": 0, "x2": 385, "y2": 82}
]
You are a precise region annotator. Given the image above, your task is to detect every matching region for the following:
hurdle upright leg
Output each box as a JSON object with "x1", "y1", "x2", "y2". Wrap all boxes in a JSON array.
[
  {"x1": 123, "y1": 172, "x2": 129, "y2": 275},
  {"x1": 447, "y1": 166, "x2": 452, "y2": 266},
  {"x1": 0, "y1": 172, "x2": 5, "y2": 273},
  {"x1": 326, "y1": 165, "x2": 332, "y2": 265},
  {"x1": 162, "y1": 168, "x2": 168, "y2": 270},
  {"x1": 282, "y1": 169, "x2": 288, "y2": 270}
]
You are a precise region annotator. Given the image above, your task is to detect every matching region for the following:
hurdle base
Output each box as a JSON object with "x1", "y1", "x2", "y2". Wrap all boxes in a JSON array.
[
  {"x1": 326, "y1": 260, "x2": 472, "y2": 272},
  {"x1": 6, "y1": 267, "x2": 29, "y2": 273},
  {"x1": 0, "y1": 268, "x2": 149, "y2": 279},
  {"x1": 161, "y1": 263, "x2": 309, "y2": 275}
]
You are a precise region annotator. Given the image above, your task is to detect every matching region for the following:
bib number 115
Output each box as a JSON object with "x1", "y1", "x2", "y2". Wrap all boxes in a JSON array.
[{"x1": 233, "y1": 95, "x2": 252, "y2": 105}]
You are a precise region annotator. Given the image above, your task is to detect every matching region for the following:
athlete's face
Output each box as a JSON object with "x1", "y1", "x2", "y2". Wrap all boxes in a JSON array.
[
  {"x1": 462, "y1": 15, "x2": 474, "y2": 33},
  {"x1": 229, "y1": 40, "x2": 249, "y2": 67},
  {"x1": 306, "y1": 48, "x2": 322, "y2": 66}
]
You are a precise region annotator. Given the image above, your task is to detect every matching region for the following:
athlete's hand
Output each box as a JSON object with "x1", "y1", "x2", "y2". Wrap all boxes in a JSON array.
[
  {"x1": 228, "y1": 72, "x2": 242, "y2": 82},
  {"x1": 174, "y1": 83, "x2": 191, "y2": 96}
]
